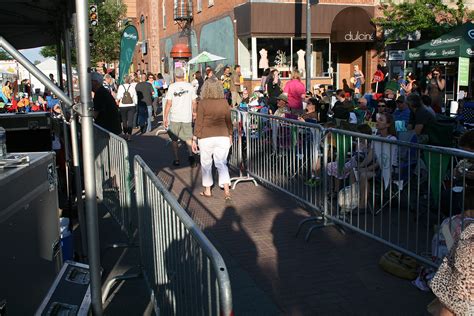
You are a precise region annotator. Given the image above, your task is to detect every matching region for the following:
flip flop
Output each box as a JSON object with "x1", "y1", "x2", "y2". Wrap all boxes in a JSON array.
[{"x1": 200, "y1": 192, "x2": 212, "y2": 198}]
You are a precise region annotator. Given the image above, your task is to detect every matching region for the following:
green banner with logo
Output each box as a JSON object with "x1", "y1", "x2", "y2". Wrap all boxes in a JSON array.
[
  {"x1": 118, "y1": 25, "x2": 138, "y2": 85},
  {"x1": 458, "y1": 57, "x2": 470, "y2": 86}
]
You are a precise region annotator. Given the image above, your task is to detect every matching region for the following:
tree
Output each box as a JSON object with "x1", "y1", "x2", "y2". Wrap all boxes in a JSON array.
[
  {"x1": 40, "y1": 0, "x2": 127, "y2": 65},
  {"x1": 374, "y1": 0, "x2": 474, "y2": 44},
  {"x1": 0, "y1": 49, "x2": 12, "y2": 60},
  {"x1": 90, "y1": 0, "x2": 127, "y2": 64}
]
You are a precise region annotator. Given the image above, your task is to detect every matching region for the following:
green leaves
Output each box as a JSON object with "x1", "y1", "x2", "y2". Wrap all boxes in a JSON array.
[
  {"x1": 40, "y1": 0, "x2": 127, "y2": 65},
  {"x1": 374, "y1": 0, "x2": 471, "y2": 45}
]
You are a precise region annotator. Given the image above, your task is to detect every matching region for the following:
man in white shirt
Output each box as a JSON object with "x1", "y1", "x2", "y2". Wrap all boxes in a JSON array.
[{"x1": 163, "y1": 67, "x2": 198, "y2": 167}]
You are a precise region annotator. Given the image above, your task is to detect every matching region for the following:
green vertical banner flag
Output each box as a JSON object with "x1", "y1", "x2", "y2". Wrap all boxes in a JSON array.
[{"x1": 118, "y1": 25, "x2": 138, "y2": 85}]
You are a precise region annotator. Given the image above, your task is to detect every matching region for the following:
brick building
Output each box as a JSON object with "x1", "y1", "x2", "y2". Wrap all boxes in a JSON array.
[{"x1": 132, "y1": 0, "x2": 385, "y2": 91}]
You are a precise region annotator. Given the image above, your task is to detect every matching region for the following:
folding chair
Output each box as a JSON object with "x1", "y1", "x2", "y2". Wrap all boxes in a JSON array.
[{"x1": 370, "y1": 131, "x2": 418, "y2": 215}]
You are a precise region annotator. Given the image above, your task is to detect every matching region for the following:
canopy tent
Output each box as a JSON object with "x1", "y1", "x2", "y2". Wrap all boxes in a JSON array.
[{"x1": 405, "y1": 22, "x2": 474, "y2": 60}]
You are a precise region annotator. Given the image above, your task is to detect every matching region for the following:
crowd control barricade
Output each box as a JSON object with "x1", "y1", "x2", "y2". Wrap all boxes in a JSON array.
[
  {"x1": 229, "y1": 109, "x2": 258, "y2": 189},
  {"x1": 134, "y1": 156, "x2": 233, "y2": 316},
  {"x1": 244, "y1": 111, "x2": 325, "y2": 210},
  {"x1": 93, "y1": 124, "x2": 133, "y2": 239},
  {"x1": 322, "y1": 128, "x2": 474, "y2": 267}
]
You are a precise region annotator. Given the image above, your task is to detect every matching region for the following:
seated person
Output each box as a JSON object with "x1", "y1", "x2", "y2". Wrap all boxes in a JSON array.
[
  {"x1": 272, "y1": 93, "x2": 290, "y2": 117},
  {"x1": 356, "y1": 113, "x2": 398, "y2": 209},
  {"x1": 421, "y1": 95, "x2": 436, "y2": 116},
  {"x1": 406, "y1": 94, "x2": 436, "y2": 141},
  {"x1": 456, "y1": 130, "x2": 474, "y2": 187},
  {"x1": 298, "y1": 98, "x2": 318, "y2": 123},
  {"x1": 327, "y1": 124, "x2": 372, "y2": 192},
  {"x1": 356, "y1": 97, "x2": 373, "y2": 123},
  {"x1": 393, "y1": 95, "x2": 411, "y2": 129},
  {"x1": 17, "y1": 93, "x2": 30, "y2": 112}
]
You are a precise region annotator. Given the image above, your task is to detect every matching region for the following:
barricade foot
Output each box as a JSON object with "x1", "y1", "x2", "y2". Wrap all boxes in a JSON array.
[
  {"x1": 102, "y1": 272, "x2": 142, "y2": 304},
  {"x1": 230, "y1": 176, "x2": 258, "y2": 190},
  {"x1": 296, "y1": 216, "x2": 323, "y2": 238}
]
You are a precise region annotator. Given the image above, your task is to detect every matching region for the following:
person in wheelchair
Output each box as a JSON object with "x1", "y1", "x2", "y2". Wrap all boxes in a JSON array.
[{"x1": 355, "y1": 112, "x2": 398, "y2": 210}]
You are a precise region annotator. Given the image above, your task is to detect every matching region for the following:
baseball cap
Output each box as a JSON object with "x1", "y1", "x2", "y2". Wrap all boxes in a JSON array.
[
  {"x1": 276, "y1": 93, "x2": 288, "y2": 102},
  {"x1": 90, "y1": 72, "x2": 103, "y2": 83}
]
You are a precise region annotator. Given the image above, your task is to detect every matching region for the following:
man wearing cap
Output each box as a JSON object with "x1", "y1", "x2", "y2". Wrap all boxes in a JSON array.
[
  {"x1": 91, "y1": 72, "x2": 122, "y2": 135},
  {"x1": 393, "y1": 95, "x2": 411, "y2": 126},
  {"x1": 273, "y1": 93, "x2": 290, "y2": 117},
  {"x1": 163, "y1": 67, "x2": 198, "y2": 167}
]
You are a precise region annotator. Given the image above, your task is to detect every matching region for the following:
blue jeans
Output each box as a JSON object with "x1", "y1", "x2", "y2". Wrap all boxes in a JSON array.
[{"x1": 146, "y1": 105, "x2": 153, "y2": 132}]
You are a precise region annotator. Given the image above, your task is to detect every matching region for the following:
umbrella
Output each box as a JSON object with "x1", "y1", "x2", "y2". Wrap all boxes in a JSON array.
[{"x1": 188, "y1": 51, "x2": 226, "y2": 65}]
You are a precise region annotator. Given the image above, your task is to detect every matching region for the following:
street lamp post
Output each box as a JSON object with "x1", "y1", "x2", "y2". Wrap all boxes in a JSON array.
[{"x1": 306, "y1": 0, "x2": 317, "y2": 92}]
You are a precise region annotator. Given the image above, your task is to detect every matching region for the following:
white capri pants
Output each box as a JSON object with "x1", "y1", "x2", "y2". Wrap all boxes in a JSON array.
[{"x1": 198, "y1": 136, "x2": 231, "y2": 187}]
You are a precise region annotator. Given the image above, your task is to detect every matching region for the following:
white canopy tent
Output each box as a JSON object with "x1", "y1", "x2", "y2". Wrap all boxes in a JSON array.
[{"x1": 29, "y1": 58, "x2": 77, "y2": 94}]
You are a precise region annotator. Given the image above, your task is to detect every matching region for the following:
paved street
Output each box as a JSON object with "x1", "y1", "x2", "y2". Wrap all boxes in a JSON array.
[{"x1": 124, "y1": 128, "x2": 435, "y2": 315}]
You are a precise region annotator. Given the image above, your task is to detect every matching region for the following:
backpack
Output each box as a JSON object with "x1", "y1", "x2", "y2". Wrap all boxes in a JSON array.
[{"x1": 121, "y1": 84, "x2": 133, "y2": 104}]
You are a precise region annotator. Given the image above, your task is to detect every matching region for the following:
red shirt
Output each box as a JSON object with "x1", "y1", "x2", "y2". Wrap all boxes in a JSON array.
[{"x1": 283, "y1": 79, "x2": 305, "y2": 110}]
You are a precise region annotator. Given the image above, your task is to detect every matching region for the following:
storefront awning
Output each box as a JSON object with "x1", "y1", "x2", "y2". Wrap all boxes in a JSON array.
[
  {"x1": 234, "y1": 3, "x2": 375, "y2": 38},
  {"x1": 405, "y1": 22, "x2": 474, "y2": 60},
  {"x1": 330, "y1": 7, "x2": 376, "y2": 43}
]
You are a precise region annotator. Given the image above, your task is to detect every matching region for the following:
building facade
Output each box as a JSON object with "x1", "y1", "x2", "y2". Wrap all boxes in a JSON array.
[{"x1": 133, "y1": 0, "x2": 383, "y2": 91}]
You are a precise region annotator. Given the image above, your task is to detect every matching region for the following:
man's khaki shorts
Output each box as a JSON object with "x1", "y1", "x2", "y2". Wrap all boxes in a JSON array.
[{"x1": 168, "y1": 121, "x2": 193, "y2": 142}]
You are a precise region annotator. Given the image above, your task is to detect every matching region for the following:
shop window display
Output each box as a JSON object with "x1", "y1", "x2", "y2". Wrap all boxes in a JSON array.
[{"x1": 256, "y1": 38, "x2": 291, "y2": 78}]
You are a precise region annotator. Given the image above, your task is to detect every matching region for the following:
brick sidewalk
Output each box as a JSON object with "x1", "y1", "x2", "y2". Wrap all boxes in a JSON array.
[{"x1": 128, "y1": 131, "x2": 434, "y2": 315}]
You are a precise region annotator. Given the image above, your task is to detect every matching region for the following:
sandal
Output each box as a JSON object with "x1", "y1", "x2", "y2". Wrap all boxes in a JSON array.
[
  {"x1": 224, "y1": 192, "x2": 232, "y2": 201},
  {"x1": 199, "y1": 191, "x2": 212, "y2": 198}
]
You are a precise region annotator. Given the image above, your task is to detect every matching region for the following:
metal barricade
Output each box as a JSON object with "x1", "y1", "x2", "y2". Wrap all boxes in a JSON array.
[
  {"x1": 93, "y1": 124, "x2": 133, "y2": 239},
  {"x1": 229, "y1": 109, "x2": 258, "y2": 189},
  {"x1": 322, "y1": 128, "x2": 474, "y2": 267},
  {"x1": 244, "y1": 111, "x2": 325, "y2": 210},
  {"x1": 134, "y1": 156, "x2": 233, "y2": 316}
]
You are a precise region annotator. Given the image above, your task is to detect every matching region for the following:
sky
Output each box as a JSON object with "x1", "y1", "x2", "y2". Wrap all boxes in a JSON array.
[{"x1": 19, "y1": 47, "x2": 46, "y2": 63}]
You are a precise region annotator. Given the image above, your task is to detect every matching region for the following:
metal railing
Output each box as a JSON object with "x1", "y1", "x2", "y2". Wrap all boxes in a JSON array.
[
  {"x1": 134, "y1": 155, "x2": 233, "y2": 316},
  {"x1": 321, "y1": 128, "x2": 473, "y2": 267},
  {"x1": 234, "y1": 110, "x2": 473, "y2": 267},
  {"x1": 93, "y1": 124, "x2": 133, "y2": 239},
  {"x1": 244, "y1": 111, "x2": 324, "y2": 210},
  {"x1": 229, "y1": 109, "x2": 258, "y2": 189}
]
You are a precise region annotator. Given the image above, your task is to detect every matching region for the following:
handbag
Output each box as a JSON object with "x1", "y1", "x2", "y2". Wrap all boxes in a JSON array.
[{"x1": 379, "y1": 250, "x2": 419, "y2": 280}]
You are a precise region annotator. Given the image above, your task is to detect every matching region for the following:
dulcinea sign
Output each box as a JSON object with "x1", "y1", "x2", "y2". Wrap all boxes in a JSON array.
[{"x1": 344, "y1": 31, "x2": 375, "y2": 42}]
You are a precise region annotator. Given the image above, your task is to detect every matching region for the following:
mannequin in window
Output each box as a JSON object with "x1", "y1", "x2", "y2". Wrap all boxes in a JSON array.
[
  {"x1": 297, "y1": 49, "x2": 306, "y2": 74},
  {"x1": 259, "y1": 48, "x2": 269, "y2": 69}
]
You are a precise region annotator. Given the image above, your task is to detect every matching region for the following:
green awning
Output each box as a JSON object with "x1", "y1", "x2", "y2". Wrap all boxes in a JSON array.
[{"x1": 405, "y1": 22, "x2": 474, "y2": 60}]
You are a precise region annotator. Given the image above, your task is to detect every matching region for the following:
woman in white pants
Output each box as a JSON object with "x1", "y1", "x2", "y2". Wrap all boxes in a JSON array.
[{"x1": 192, "y1": 75, "x2": 233, "y2": 200}]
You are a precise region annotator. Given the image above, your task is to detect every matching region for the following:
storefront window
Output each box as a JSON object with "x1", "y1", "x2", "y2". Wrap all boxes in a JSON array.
[
  {"x1": 256, "y1": 38, "x2": 291, "y2": 78},
  {"x1": 253, "y1": 37, "x2": 330, "y2": 79},
  {"x1": 238, "y1": 38, "x2": 252, "y2": 79},
  {"x1": 312, "y1": 39, "x2": 330, "y2": 78}
]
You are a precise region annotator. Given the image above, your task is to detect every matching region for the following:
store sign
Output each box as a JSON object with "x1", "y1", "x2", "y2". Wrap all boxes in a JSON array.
[
  {"x1": 425, "y1": 50, "x2": 438, "y2": 57},
  {"x1": 407, "y1": 51, "x2": 421, "y2": 59},
  {"x1": 468, "y1": 29, "x2": 474, "y2": 40},
  {"x1": 467, "y1": 48, "x2": 474, "y2": 56},
  {"x1": 458, "y1": 57, "x2": 469, "y2": 86},
  {"x1": 388, "y1": 50, "x2": 405, "y2": 61},
  {"x1": 442, "y1": 49, "x2": 456, "y2": 57},
  {"x1": 430, "y1": 37, "x2": 460, "y2": 47},
  {"x1": 343, "y1": 31, "x2": 375, "y2": 42}
]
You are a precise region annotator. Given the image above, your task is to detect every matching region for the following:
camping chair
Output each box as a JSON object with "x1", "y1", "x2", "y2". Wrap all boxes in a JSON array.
[{"x1": 370, "y1": 131, "x2": 418, "y2": 215}]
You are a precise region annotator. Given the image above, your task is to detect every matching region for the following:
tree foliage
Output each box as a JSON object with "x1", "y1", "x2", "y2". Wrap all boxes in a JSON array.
[
  {"x1": 90, "y1": 0, "x2": 127, "y2": 64},
  {"x1": 374, "y1": 0, "x2": 474, "y2": 44},
  {"x1": 0, "y1": 49, "x2": 12, "y2": 60},
  {"x1": 40, "y1": 0, "x2": 127, "y2": 65}
]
